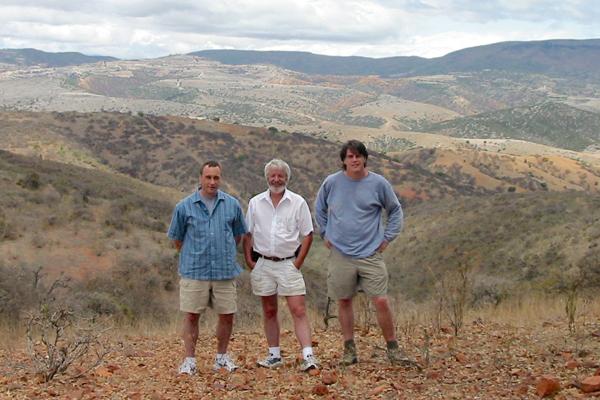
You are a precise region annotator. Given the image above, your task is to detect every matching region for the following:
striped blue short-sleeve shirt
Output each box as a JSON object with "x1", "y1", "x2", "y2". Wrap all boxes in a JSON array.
[{"x1": 167, "y1": 190, "x2": 247, "y2": 280}]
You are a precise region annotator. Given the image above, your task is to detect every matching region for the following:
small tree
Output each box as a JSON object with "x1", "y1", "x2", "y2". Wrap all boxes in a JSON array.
[
  {"x1": 27, "y1": 307, "x2": 110, "y2": 382},
  {"x1": 442, "y1": 261, "x2": 472, "y2": 337},
  {"x1": 560, "y1": 266, "x2": 582, "y2": 334},
  {"x1": 24, "y1": 269, "x2": 110, "y2": 382}
]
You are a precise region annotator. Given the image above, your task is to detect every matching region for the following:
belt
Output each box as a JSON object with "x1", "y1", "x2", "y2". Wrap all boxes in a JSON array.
[{"x1": 258, "y1": 253, "x2": 295, "y2": 262}]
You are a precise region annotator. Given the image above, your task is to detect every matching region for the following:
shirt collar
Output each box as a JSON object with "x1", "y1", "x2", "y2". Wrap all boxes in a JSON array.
[
  {"x1": 193, "y1": 188, "x2": 224, "y2": 203},
  {"x1": 259, "y1": 188, "x2": 291, "y2": 205}
]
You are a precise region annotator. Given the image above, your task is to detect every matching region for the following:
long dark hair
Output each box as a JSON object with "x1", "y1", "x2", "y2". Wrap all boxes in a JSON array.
[{"x1": 340, "y1": 140, "x2": 368, "y2": 170}]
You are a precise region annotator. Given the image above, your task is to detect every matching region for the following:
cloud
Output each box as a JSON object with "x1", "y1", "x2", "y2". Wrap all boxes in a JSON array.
[
  {"x1": 379, "y1": 0, "x2": 600, "y2": 24},
  {"x1": 0, "y1": 0, "x2": 598, "y2": 59}
]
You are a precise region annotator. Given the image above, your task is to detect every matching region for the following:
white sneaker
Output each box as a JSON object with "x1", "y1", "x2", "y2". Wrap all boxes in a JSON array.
[
  {"x1": 178, "y1": 358, "x2": 197, "y2": 375},
  {"x1": 213, "y1": 354, "x2": 238, "y2": 372},
  {"x1": 257, "y1": 355, "x2": 283, "y2": 368},
  {"x1": 300, "y1": 354, "x2": 319, "y2": 371}
]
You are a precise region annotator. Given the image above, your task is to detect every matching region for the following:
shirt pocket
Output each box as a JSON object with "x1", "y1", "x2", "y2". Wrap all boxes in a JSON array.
[{"x1": 276, "y1": 216, "x2": 296, "y2": 235}]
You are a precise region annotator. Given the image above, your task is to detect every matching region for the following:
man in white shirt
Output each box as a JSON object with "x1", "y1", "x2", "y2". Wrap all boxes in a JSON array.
[{"x1": 243, "y1": 159, "x2": 318, "y2": 371}]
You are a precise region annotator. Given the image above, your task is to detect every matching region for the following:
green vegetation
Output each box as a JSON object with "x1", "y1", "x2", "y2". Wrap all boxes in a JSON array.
[
  {"x1": 427, "y1": 102, "x2": 600, "y2": 151},
  {"x1": 338, "y1": 113, "x2": 386, "y2": 128},
  {"x1": 369, "y1": 135, "x2": 416, "y2": 153},
  {"x1": 130, "y1": 85, "x2": 200, "y2": 103}
]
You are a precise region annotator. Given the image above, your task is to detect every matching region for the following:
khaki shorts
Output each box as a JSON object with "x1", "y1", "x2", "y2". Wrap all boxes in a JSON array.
[
  {"x1": 179, "y1": 278, "x2": 237, "y2": 314},
  {"x1": 251, "y1": 257, "x2": 306, "y2": 297},
  {"x1": 327, "y1": 247, "x2": 388, "y2": 299}
]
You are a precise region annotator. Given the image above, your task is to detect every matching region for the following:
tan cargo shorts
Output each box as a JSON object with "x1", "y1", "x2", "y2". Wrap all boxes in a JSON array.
[
  {"x1": 179, "y1": 278, "x2": 237, "y2": 314},
  {"x1": 250, "y1": 257, "x2": 306, "y2": 297},
  {"x1": 327, "y1": 247, "x2": 388, "y2": 299}
]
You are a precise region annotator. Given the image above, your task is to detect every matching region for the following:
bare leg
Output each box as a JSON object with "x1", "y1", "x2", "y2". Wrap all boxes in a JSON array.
[
  {"x1": 285, "y1": 295, "x2": 311, "y2": 348},
  {"x1": 337, "y1": 298, "x2": 355, "y2": 341},
  {"x1": 261, "y1": 295, "x2": 280, "y2": 347},
  {"x1": 371, "y1": 296, "x2": 397, "y2": 342},
  {"x1": 216, "y1": 313, "x2": 234, "y2": 354},
  {"x1": 182, "y1": 312, "x2": 200, "y2": 357}
]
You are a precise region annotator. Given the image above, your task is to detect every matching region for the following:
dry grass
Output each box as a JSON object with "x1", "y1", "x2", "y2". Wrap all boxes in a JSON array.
[{"x1": 392, "y1": 291, "x2": 600, "y2": 338}]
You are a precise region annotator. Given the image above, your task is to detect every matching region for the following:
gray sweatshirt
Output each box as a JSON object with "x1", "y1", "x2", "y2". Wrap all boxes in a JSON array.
[{"x1": 315, "y1": 171, "x2": 403, "y2": 258}]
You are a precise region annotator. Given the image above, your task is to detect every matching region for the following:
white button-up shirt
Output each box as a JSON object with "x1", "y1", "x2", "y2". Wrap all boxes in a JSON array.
[{"x1": 245, "y1": 189, "x2": 313, "y2": 258}]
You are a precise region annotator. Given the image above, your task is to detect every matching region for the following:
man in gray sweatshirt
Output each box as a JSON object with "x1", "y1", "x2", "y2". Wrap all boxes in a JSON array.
[{"x1": 315, "y1": 140, "x2": 416, "y2": 367}]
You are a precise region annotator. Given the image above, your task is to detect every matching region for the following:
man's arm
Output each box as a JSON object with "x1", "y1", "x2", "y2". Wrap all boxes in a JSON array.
[
  {"x1": 173, "y1": 240, "x2": 183, "y2": 251},
  {"x1": 231, "y1": 200, "x2": 248, "y2": 246},
  {"x1": 242, "y1": 233, "x2": 256, "y2": 269},
  {"x1": 293, "y1": 232, "x2": 313, "y2": 269},
  {"x1": 314, "y1": 181, "x2": 329, "y2": 242},
  {"x1": 381, "y1": 181, "x2": 403, "y2": 248}
]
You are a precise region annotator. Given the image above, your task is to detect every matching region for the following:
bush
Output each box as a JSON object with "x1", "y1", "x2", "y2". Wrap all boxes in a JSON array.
[
  {"x1": 18, "y1": 172, "x2": 41, "y2": 190},
  {"x1": 0, "y1": 264, "x2": 49, "y2": 326},
  {"x1": 26, "y1": 307, "x2": 109, "y2": 382}
]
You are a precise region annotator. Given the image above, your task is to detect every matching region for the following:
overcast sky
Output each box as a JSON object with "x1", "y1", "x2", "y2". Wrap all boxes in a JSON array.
[{"x1": 1, "y1": 0, "x2": 598, "y2": 60}]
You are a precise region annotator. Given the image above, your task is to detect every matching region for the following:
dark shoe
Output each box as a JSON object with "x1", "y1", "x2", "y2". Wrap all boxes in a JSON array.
[
  {"x1": 387, "y1": 347, "x2": 421, "y2": 369},
  {"x1": 341, "y1": 344, "x2": 358, "y2": 366}
]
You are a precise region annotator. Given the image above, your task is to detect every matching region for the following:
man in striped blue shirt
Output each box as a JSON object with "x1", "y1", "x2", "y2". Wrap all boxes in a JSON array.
[{"x1": 167, "y1": 161, "x2": 247, "y2": 374}]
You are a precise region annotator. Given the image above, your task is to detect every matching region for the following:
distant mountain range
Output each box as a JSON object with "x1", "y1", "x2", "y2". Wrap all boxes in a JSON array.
[
  {"x1": 189, "y1": 49, "x2": 426, "y2": 76},
  {"x1": 191, "y1": 39, "x2": 600, "y2": 78},
  {"x1": 0, "y1": 48, "x2": 117, "y2": 67},
  {"x1": 2, "y1": 39, "x2": 600, "y2": 78}
]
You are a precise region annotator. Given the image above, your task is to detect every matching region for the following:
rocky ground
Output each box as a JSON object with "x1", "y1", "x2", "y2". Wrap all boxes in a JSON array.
[{"x1": 1, "y1": 317, "x2": 600, "y2": 399}]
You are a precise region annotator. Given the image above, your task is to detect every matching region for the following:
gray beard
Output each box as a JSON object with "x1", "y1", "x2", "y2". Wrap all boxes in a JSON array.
[{"x1": 269, "y1": 185, "x2": 286, "y2": 194}]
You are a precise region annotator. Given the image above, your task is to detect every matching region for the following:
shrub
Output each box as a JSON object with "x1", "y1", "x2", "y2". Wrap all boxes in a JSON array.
[
  {"x1": 26, "y1": 307, "x2": 109, "y2": 382},
  {"x1": 0, "y1": 264, "x2": 49, "y2": 326},
  {"x1": 18, "y1": 172, "x2": 41, "y2": 190}
]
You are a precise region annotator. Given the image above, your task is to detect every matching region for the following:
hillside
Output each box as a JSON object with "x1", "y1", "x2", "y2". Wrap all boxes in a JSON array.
[
  {"x1": 391, "y1": 146, "x2": 600, "y2": 194},
  {"x1": 424, "y1": 102, "x2": 600, "y2": 151},
  {"x1": 0, "y1": 111, "x2": 473, "y2": 205},
  {"x1": 0, "y1": 149, "x2": 183, "y2": 320},
  {"x1": 0, "y1": 48, "x2": 117, "y2": 67},
  {"x1": 2, "y1": 111, "x2": 600, "y2": 313},
  {"x1": 389, "y1": 191, "x2": 600, "y2": 302},
  {"x1": 2, "y1": 144, "x2": 599, "y2": 312}
]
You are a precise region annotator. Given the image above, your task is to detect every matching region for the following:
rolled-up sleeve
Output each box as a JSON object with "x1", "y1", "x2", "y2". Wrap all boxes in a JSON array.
[{"x1": 298, "y1": 200, "x2": 314, "y2": 237}]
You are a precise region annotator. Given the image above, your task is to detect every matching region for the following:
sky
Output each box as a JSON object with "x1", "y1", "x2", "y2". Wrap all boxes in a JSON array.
[{"x1": 0, "y1": 0, "x2": 598, "y2": 60}]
